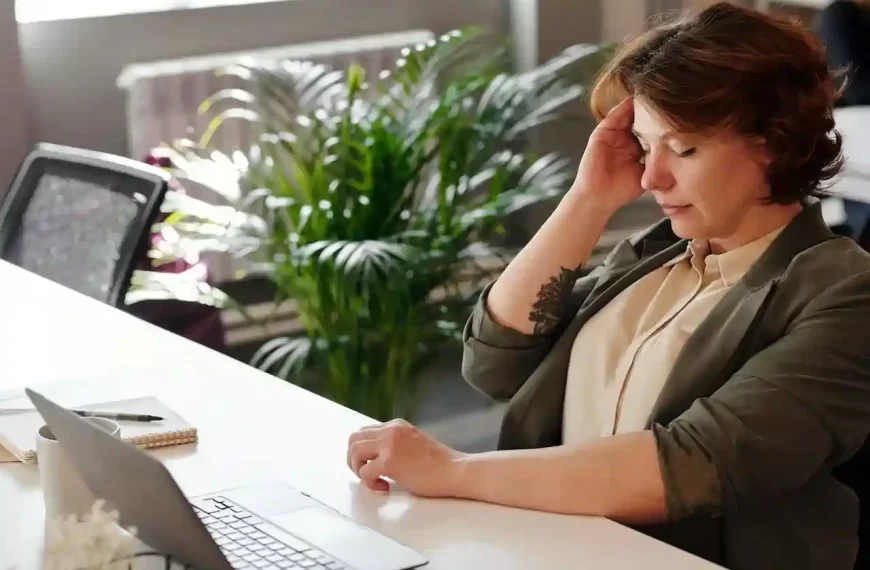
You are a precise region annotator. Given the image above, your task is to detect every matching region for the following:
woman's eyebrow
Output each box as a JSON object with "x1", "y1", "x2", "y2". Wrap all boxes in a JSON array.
[{"x1": 631, "y1": 129, "x2": 687, "y2": 143}]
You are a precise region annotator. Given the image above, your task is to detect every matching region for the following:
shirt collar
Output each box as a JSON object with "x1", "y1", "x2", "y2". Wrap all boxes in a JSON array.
[{"x1": 662, "y1": 224, "x2": 788, "y2": 286}]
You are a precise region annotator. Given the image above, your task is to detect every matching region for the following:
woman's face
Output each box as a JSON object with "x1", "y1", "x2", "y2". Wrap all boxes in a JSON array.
[{"x1": 631, "y1": 97, "x2": 772, "y2": 245}]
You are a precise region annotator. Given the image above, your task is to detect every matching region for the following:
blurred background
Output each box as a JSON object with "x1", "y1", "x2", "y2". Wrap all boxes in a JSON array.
[{"x1": 0, "y1": 0, "x2": 841, "y2": 452}]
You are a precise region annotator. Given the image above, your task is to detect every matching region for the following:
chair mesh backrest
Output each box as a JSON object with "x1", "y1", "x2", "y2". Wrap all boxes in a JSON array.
[{"x1": 1, "y1": 153, "x2": 165, "y2": 306}]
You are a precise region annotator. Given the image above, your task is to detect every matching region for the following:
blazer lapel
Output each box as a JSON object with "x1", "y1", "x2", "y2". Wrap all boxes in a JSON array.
[
  {"x1": 647, "y1": 201, "x2": 837, "y2": 426},
  {"x1": 647, "y1": 280, "x2": 777, "y2": 425}
]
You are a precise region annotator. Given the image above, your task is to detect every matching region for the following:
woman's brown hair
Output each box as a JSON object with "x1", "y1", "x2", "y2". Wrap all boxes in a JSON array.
[{"x1": 589, "y1": 1, "x2": 843, "y2": 204}]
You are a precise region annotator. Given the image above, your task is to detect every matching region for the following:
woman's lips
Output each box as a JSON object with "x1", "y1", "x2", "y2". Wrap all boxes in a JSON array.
[{"x1": 661, "y1": 204, "x2": 691, "y2": 216}]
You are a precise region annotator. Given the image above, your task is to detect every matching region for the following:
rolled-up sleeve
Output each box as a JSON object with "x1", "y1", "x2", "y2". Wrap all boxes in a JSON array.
[
  {"x1": 462, "y1": 265, "x2": 605, "y2": 401},
  {"x1": 652, "y1": 272, "x2": 870, "y2": 521},
  {"x1": 461, "y1": 282, "x2": 558, "y2": 401}
]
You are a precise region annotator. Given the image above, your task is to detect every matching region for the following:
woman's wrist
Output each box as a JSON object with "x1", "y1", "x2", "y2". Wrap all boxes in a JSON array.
[
  {"x1": 444, "y1": 453, "x2": 479, "y2": 500},
  {"x1": 563, "y1": 184, "x2": 624, "y2": 221}
]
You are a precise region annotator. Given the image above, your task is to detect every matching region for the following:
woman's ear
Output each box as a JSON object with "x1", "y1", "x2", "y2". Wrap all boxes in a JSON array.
[{"x1": 748, "y1": 135, "x2": 773, "y2": 167}]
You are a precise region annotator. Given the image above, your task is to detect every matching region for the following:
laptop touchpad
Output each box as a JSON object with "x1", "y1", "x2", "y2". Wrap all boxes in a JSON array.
[
  {"x1": 269, "y1": 507, "x2": 426, "y2": 570},
  {"x1": 224, "y1": 482, "x2": 319, "y2": 517},
  {"x1": 271, "y1": 507, "x2": 370, "y2": 543}
]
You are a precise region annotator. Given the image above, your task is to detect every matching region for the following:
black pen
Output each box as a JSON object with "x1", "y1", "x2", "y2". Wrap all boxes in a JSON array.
[{"x1": 73, "y1": 410, "x2": 164, "y2": 423}]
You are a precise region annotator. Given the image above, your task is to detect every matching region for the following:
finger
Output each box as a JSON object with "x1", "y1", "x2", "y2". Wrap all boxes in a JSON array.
[
  {"x1": 359, "y1": 457, "x2": 390, "y2": 493},
  {"x1": 600, "y1": 96, "x2": 634, "y2": 130},
  {"x1": 348, "y1": 439, "x2": 381, "y2": 476},
  {"x1": 348, "y1": 438, "x2": 379, "y2": 474},
  {"x1": 346, "y1": 426, "x2": 384, "y2": 469},
  {"x1": 348, "y1": 424, "x2": 383, "y2": 444}
]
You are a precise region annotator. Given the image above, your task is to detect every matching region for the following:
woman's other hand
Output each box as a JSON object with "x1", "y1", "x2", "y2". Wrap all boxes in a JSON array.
[
  {"x1": 572, "y1": 96, "x2": 645, "y2": 215},
  {"x1": 347, "y1": 419, "x2": 465, "y2": 497}
]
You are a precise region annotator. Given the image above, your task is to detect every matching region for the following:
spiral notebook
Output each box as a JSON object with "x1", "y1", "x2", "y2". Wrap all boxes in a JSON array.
[{"x1": 0, "y1": 396, "x2": 198, "y2": 464}]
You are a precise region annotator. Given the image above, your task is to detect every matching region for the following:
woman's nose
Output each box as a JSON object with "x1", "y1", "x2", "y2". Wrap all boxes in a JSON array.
[{"x1": 641, "y1": 150, "x2": 676, "y2": 192}]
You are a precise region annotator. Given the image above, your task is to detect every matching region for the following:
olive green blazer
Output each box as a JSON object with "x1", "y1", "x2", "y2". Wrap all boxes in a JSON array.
[{"x1": 461, "y1": 201, "x2": 870, "y2": 570}]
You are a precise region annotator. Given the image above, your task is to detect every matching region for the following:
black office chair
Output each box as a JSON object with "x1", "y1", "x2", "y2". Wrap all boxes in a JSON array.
[{"x1": 0, "y1": 143, "x2": 170, "y2": 308}]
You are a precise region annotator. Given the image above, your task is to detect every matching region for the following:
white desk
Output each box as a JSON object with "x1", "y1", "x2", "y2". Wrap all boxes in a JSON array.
[{"x1": 0, "y1": 261, "x2": 721, "y2": 569}]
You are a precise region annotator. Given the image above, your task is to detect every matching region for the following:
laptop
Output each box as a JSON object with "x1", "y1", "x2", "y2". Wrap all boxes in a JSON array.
[{"x1": 27, "y1": 388, "x2": 428, "y2": 570}]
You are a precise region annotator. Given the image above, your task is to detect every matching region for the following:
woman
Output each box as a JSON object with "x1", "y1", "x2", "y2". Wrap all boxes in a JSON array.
[{"x1": 346, "y1": 3, "x2": 870, "y2": 569}]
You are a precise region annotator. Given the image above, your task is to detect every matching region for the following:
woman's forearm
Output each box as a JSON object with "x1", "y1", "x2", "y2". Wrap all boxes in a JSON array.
[
  {"x1": 449, "y1": 431, "x2": 669, "y2": 525},
  {"x1": 485, "y1": 188, "x2": 614, "y2": 336}
]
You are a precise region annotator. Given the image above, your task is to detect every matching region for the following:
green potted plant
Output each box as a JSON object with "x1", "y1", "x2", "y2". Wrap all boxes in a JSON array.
[{"x1": 149, "y1": 29, "x2": 614, "y2": 421}]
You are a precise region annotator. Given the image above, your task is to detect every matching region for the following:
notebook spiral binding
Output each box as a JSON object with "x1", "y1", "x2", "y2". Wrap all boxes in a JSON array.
[{"x1": 128, "y1": 427, "x2": 198, "y2": 450}]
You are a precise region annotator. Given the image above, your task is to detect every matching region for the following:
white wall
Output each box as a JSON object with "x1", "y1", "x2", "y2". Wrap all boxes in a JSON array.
[
  {"x1": 1, "y1": 2, "x2": 33, "y2": 190},
  {"x1": 18, "y1": 0, "x2": 507, "y2": 158}
]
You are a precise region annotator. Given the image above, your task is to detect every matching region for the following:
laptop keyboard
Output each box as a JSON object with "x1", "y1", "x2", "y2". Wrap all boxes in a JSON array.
[{"x1": 192, "y1": 496, "x2": 348, "y2": 570}]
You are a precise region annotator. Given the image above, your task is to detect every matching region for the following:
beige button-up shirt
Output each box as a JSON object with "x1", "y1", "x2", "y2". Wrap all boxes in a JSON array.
[{"x1": 562, "y1": 225, "x2": 786, "y2": 445}]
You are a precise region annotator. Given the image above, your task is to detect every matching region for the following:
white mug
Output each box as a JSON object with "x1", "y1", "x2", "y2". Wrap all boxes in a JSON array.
[{"x1": 36, "y1": 417, "x2": 121, "y2": 521}]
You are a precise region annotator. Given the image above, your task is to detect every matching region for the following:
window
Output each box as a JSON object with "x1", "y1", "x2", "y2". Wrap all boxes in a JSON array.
[{"x1": 16, "y1": 0, "x2": 282, "y2": 23}]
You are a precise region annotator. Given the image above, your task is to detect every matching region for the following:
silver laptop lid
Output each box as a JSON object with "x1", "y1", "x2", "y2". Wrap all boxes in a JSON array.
[{"x1": 26, "y1": 388, "x2": 231, "y2": 570}]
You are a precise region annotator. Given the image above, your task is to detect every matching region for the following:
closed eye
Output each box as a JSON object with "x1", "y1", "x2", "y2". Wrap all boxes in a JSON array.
[{"x1": 677, "y1": 147, "x2": 697, "y2": 158}]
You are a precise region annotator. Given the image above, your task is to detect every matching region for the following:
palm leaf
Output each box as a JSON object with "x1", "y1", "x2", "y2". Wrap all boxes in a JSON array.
[
  {"x1": 197, "y1": 88, "x2": 256, "y2": 114},
  {"x1": 251, "y1": 335, "x2": 312, "y2": 378},
  {"x1": 200, "y1": 108, "x2": 260, "y2": 148},
  {"x1": 276, "y1": 337, "x2": 313, "y2": 380}
]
